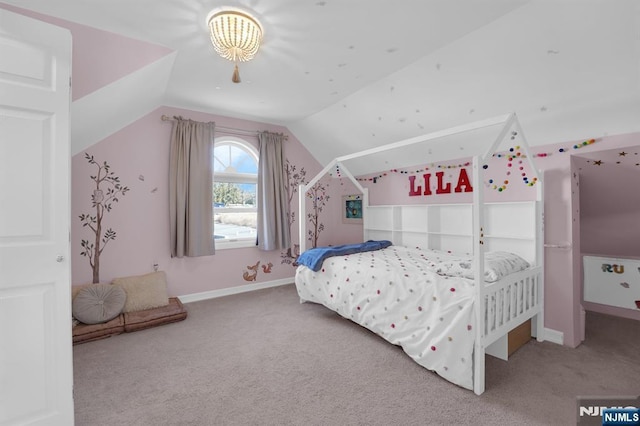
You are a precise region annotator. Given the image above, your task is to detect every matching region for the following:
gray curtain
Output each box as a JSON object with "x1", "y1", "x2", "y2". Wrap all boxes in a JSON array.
[
  {"x1": 257, "y1": 131, "x2": 290, "y2": 251},
  {"x1": 169, "y1": 118, "x2": 215, "y2": 258}
]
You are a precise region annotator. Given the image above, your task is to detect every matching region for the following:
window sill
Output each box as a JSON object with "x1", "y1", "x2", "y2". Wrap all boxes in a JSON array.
[{"x1": 215, "y1": 239, "x2": 256, "y2": 250}]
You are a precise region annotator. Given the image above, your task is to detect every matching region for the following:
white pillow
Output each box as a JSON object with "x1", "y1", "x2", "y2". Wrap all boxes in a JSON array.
[{"x1": 421, "y1": 249, "x2": 530, "y2": 282}]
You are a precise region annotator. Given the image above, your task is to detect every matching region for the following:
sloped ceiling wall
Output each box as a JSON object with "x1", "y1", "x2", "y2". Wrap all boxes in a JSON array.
[{"x1": 288, "y1": 1, "x2": 640, "y2": 167}]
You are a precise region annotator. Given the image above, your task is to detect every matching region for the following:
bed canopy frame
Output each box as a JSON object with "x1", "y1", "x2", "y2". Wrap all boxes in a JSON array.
[{"x1": 297, "y1": 113, "x2": 544, "y2": 394}]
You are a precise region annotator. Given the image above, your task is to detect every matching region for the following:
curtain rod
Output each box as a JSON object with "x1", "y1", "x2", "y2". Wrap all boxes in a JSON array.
[{"x1": 161, "y1": 115, "x2": 287, "y2": 140}]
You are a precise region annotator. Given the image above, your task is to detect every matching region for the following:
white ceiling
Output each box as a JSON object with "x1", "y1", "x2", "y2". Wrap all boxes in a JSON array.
[{"x1": 2, "y1": 0, "x2": 640, "y2": 166}]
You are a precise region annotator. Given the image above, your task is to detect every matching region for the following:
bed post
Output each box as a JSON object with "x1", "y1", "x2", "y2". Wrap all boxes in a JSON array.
[
  {"x1": 535, "y1": 176, "x2": 545, "y2": 342},
  {"x1": 472, "y1": 155, "x2": 485, "y2": 395},
  {"x1": 362, "y1": 187, "x2": 369, "y2": 240},
  {"x1": 514, "y1": 117, "x2": 545, "y2": 342}
]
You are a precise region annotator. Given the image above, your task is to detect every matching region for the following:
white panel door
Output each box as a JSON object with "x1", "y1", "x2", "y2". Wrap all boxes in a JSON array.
[{"x1": 0, "y1": 9, "x2": 74, "y2": 426}]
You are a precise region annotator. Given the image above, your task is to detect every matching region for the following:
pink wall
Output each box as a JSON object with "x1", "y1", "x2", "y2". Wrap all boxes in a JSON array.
[
  {"x1": 576, "y1": 151, "x2": 640, "y2": 257},
  {"x1": 71, "y1": 106, "x2": 362, "y2": 297}
]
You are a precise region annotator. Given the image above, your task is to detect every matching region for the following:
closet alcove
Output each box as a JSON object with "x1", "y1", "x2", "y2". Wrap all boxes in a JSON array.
[{"x1": 574, "y1": 146, "x2": 640, "y2": 339}]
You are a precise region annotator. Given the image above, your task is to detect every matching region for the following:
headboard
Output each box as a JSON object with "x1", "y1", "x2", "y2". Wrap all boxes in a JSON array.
[{"x1": 363, "y1": 201, "x2": 540, "y2": 265}]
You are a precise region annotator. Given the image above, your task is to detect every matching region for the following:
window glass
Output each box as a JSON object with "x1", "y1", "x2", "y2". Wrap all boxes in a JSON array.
[
  {"x1": 213, "y1": 139, "x2": 258, "y2": 247},
  {"x1": 213, "y1": 143, "x2": 258, "y2": 174}
]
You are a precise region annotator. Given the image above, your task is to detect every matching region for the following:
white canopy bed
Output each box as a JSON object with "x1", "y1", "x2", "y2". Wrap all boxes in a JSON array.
[{"x1": 295, "y1": 113, "x2": 544, "y2": 395}]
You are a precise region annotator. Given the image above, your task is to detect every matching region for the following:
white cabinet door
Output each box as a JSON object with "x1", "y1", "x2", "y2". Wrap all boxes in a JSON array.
[{"x1": 0, "y1": 8, "x2": 74, "y2": 425}]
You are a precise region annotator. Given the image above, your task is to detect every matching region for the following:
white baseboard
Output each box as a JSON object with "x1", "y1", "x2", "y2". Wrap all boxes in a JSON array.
[
  {"x1": 178, "y1": 277, "x2": 294, "y2": 304},
  {"x1": 543, "y1": 327, "x2": 564, "y2": 345}
]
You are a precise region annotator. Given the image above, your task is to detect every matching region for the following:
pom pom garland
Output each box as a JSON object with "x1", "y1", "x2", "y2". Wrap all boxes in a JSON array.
[{"x1": 350, "y1": 139, "x2": 597, "y2": 187}]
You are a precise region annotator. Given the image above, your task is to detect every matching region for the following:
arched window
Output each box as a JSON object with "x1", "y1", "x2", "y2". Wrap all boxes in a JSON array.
[{"x1": 212, "y1": 138, "x2": 258, "y2": 248}]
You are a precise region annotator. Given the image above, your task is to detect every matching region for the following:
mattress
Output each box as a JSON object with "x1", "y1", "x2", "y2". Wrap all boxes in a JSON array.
[{"x1": 295, "y1": 245, "x2": 477, "y2": 390}]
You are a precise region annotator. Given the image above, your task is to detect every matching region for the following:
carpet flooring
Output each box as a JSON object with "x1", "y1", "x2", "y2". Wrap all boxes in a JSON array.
[{"x1": 73, "y1": 284, "x2": 640, "y2": 425}]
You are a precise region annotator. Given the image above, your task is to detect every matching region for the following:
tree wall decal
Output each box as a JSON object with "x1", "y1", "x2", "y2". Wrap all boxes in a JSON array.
[
  {"x1": 281, "y1": 159, "x2": 307, "y2": 265},
  {"x1": 79, "y1": 153, "x2": 129, "y2": 283},
  {"x1": 307, "y1": 179, "x2": 330, "y2": 248}
]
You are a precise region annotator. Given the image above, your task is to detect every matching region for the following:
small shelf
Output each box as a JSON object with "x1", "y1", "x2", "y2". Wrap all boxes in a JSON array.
[
  {"x1": 367, "y1": 227, "x2": 393, "y2": 231},
  {"x1": 395, "y1": 230, "x2": 472, "y2": 237},
  {"x1": 483, "y1": 234, "x2": 535, "y2": 240},
  {"x1": 396, "y1": 228, "x2": 428, "y2": 234},
  {"x1": 423, "y1": 231, "x2": 472, "y2": 237}
]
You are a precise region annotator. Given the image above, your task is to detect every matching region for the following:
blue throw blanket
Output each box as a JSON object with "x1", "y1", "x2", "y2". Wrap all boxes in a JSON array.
[{"x1": 297, "y1": 240, "x2": 392, "y2": 272}]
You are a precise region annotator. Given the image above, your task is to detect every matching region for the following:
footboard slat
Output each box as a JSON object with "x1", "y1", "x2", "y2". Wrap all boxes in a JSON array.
[
  {"x1": 489, "y1": 293, "x2": 498, "y2": 331},
  {"x1": 503, "y1": 288, "x2": 508, "y2": 326},
  {"x1": 529, "y1": 277, "x2": 534, "y2": 309},
  {"x1": 517, "y1": 280, "x2": 521, "y2": 316},
  {"x1": 481, "y1": 267, "x2": 543, "y2": 349},
  {"x1": 511, "y1": 279, "x2": 517, "y2": 319}
]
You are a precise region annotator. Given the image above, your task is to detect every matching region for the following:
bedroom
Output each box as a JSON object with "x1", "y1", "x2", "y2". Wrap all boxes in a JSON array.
[{"x1": 1, "y1": 1, "x2": 639, "y2": 424}]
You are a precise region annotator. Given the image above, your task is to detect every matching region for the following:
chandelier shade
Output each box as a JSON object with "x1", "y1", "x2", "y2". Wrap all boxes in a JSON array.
[{"x1": 207, "y1": 8, "x2": 263, "y2": 64}]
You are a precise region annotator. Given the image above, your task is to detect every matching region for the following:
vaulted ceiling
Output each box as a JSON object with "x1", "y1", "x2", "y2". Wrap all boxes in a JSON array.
[{"x1": 2, "y1": 0, "x2": 639, "y2": 165}]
